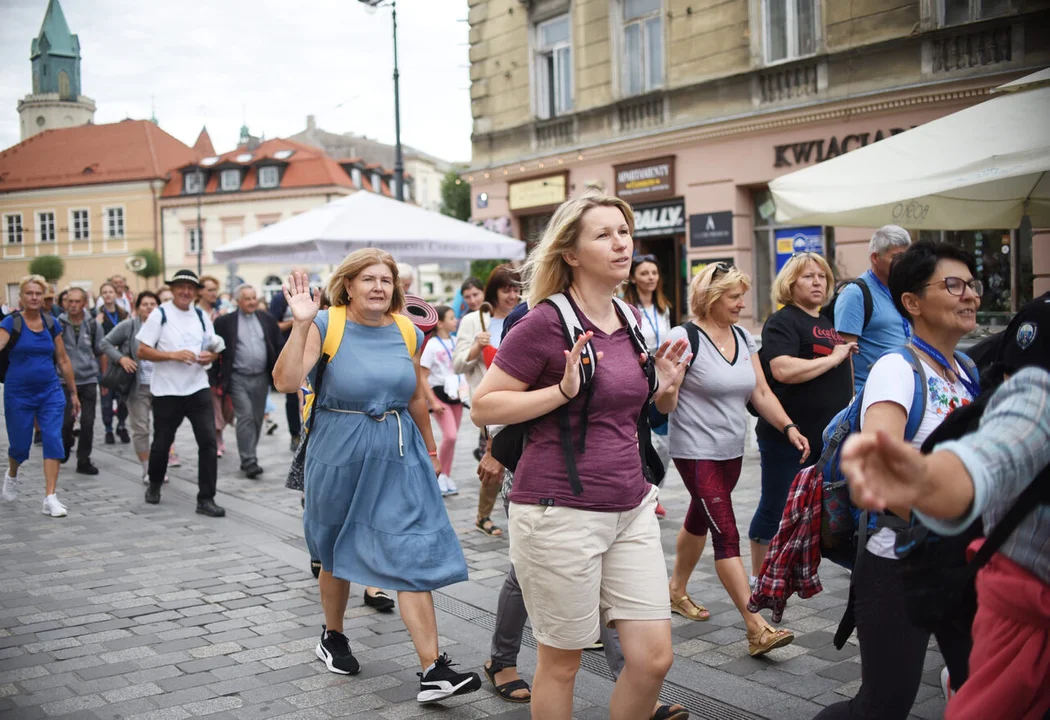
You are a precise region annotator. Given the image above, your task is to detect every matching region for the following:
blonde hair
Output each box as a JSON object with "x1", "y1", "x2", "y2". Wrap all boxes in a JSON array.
[
  {"x1": 520, "y1": 192, "x2": 635, "y2": 308},
  {"x1": 326, "y1": 248, "x2": 405, "y2": 313},
  {"x1": 689, "y1": 262, "x2": 751, "y2": 321},
  {"x1": 19, "y1": 274, "x2": 48, "y2": 295},
  {"x1": 772, "y1": 252, "x2": 834, "y2": 307}
]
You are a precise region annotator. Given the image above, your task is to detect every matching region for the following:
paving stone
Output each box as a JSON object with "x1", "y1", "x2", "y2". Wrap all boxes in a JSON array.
[
  {"x1": 817, "y1": 661, "x2": 864, "y2": 683},
  {"x1": 39, "y1": 693, "x2": 106, "y2": 715}
]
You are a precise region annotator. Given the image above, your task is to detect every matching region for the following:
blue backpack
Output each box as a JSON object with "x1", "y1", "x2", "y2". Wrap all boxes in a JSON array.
[{"x1": 817, "y1": 345, "x2": 978, "y2": 570}]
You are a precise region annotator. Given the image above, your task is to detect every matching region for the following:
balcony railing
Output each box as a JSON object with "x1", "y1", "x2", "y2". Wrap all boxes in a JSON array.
[
  {"x1": 931, "y1": 24, "x2": 1013, "y2": 73},
  {"x1": 533, "y1": 117, "x2": 575, "y2": 151},
  {"x1": 756, "y1": 59, "x2": 823, "y2": 105},
  {"x1": 617, "y1": 95, "x2": 665, "y2": 133}
]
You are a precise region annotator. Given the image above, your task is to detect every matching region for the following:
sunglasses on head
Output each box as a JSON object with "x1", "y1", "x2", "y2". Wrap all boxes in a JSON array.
[
  {"x1": 711, "y1": 262, "x2": 731, "y2": 278},
  {"x1": 632, "y1": 253, "x2": 658, "y2": 267}
]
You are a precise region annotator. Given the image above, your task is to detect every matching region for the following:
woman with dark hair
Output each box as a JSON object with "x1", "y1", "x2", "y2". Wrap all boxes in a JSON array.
[
  {"x1": 96, "y1": 282, "x2": 130, "y2": 445},
  {"x1": 455, "y1": 277, "x2": 485, "y2": 321},
  {"x1": 816, "y1": 241, "x2": 982, "y2": 720},
  {"x1": 453, "y1": 264, "x2": 521, "y2": 537}
]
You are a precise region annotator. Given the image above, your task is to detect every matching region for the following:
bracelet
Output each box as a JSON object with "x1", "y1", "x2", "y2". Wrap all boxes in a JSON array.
[
  {"x1": 427, "y1": 450, "x2": 438, "y2": 457},
  {"x1": 783, "y1": 423, "x2": 800, "y2": 436},
  {"x1": 557, "y1": 382, "x2": 572, "y2": 401}
]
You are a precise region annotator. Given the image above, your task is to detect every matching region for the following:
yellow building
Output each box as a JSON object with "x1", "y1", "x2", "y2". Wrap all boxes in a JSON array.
[{"x1": 0, "y1": 120, "x2": 198, "y2": 305}]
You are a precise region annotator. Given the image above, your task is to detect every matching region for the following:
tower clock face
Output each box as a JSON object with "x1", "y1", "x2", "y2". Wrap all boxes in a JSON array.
[{"x1": 36, "y1": 116, "x2": 45, "y2": 127}]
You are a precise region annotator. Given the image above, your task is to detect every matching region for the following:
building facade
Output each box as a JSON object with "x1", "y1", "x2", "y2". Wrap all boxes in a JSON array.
[
  {"x1": 18, "y1": 0, "x2": 96, "y2": 142},
  {"x1": 0, "y1": 120, "x2": 198, "y2": 305},
  {"x1": 467, "y1": 0, "x2": 1050, "y2": 327}
]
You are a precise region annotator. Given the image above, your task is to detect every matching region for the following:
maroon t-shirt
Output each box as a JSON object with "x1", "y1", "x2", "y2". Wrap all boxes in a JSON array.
[{"x1": 495, "y1": 299, "x2": 651, "y2": 512}]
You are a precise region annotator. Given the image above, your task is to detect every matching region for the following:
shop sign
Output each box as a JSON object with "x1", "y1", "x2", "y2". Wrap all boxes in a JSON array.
[
  {"x1": 689, "y1": 211, "x2": 733, "y2": 247},
  {"x1": 633, "y1": 198, "x2": 685, "y2": 238},
  {"x1": 774, "y1": 128, "x2": 908, "y2": 168},
  {"x1": 509, "y1": 174, "x2": 566, "y2": 211},
  {"x1": 615, "y1": 156, "x2": 675, "y2": 202},
  {"x1": 775, "y1": 226, "x2": 825, "y2": 271}
]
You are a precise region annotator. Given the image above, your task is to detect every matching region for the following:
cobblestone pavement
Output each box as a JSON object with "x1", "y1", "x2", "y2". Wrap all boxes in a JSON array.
[{"x1": 0, "y1": 394, "x2": 948, "y2": 719}]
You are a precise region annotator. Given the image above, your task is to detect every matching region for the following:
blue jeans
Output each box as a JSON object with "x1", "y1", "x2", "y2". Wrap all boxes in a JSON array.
[{"x1": 748, "y1": 434, "x2": 803, "y2": 544}]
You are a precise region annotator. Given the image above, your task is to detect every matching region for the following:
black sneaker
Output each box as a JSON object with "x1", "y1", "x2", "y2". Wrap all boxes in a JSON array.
[
  {"x1": 117, "y1": 428, "x2": 131, "y2": 444},
  {"x1": 104, "y1": 432, "x2": 115, "y2": 445},
  {"x1": 144, "y1": 484, "x2": 161, "y2": 504},
  {"x1": 195, "y1": 500, "x2": 226, "y2": 518},
  {"x1": 315, "y1": 626, "x2": 360, "y2": 675},
  {"x1": 76, "y1": 461, "x2": 99, "y2": 476},
  {"x1": 417, "y1": 653, "x2": 481, "y2": 703}
]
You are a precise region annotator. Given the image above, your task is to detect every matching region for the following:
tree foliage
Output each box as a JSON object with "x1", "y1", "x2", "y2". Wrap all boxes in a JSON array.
[
  {"x1": 440, "y1": 171, "x2": 471, "y2": 222},
  {"x1": 28, "y1": 255, "x2": 65, "y2": 283}
]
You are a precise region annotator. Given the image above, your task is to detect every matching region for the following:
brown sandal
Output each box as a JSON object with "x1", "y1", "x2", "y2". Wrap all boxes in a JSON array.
[
  {"x1": 747, "y1": 624, "x2": 794, "y2": 657},
  {"x1": 669, "y1": 590, "x2": 710, "y2": 621}
]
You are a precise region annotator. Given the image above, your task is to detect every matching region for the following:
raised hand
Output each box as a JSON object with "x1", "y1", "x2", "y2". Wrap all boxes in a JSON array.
[
  {"x1": 283, "y1": 271, "x2": 320, "y2": 324},
  {"x1": 841, "y1": 430, "x2": 925, "y2": 511},
  {"x1": 559, "y1": 331, "x2": 602, "y2": 399},
  {"x1": 651, "y1": 338, "x2": 690, "y2": 392}
]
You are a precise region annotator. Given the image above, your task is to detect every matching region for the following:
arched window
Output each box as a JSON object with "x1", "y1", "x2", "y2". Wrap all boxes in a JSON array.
[{"x1": 58, "y1": 71, "x2": 70, "y2": 97}]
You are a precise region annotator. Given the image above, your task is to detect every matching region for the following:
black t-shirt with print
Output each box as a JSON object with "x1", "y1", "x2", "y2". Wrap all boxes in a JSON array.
[{"x1": 756, "y1": 304, "x2": 854, "y2": 456}]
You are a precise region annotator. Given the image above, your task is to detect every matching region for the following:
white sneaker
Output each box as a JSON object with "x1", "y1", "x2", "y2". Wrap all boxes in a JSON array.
[
  {"x1": 142, "y1": 470, "x2": 150, "y2": 485},
  {"x1": 436, "y1": 473, "x2": 450, "y2": 495},
  {"x1": 940, "y1": 666, "x2": 953, "y2": 701},
  {"x1": 42, "y1": 495, "x2": 67, "y2": 518},
  {"x1": 443, "y1": 474, "x2": 458, "y2": 496},
  {"x1": 2, "y1": 473, "x2": 17, "y2": 502},
  {"x1": 748, "y1": 575, "x2": 758, "y2": 592}
]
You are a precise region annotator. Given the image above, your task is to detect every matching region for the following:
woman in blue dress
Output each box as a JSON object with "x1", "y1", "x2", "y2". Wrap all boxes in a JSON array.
[
  {"x1": 272, "y1": 249, "x2": 479, "y2": 704},
  {"x1": 1, "y1": 275, "x2": 80, "y2": 517}
]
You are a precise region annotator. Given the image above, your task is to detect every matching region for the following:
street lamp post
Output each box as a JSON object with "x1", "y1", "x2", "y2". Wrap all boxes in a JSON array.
[
  {"x1": 195, "y1": 175, "x2": 203, "y2": 276},
  {"x1": 359, "y1": 0, "x2": 404, "y2": 202}
]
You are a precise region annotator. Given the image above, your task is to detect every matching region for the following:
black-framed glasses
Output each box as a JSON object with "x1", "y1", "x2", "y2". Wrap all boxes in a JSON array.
[{"x1": 924, "y1": 277, "x2": 984, "y2": 297}]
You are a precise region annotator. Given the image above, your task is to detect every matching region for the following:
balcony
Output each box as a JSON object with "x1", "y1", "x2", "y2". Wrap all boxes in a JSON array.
[
  {"x1": 617, "y1": 94, "x2": 666, "y2": 133},
  {"x1": 532, "y1": 117, "x2": 575, "y2": 151},
  {"x1": 754, "y1": 59, "x2": 826, "y2": 105},
  {"x1": 927, "y1": 22, "x2": 1018, "y2": 75}
]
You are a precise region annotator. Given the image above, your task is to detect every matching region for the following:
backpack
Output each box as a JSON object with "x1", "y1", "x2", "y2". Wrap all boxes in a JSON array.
[
  {"x1": 489, "y1": 293, "x2": 664, "y2": 495},
  {"x1": 159, "y1": 306, "x2": 206, "y2": 332},
  {"x1": 821, "y1": 277, "x2": 873, "y2": 332},
  {"x1": 0, "y1": 312, "x2": 57, "y2": 382},
  {"x1": 817, "y1": 345, "x2": 978, "y2": 570}
]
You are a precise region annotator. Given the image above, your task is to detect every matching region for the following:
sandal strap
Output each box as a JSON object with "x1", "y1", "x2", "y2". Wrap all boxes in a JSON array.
[{"x1": 495, "y1": 678, "x2": 530, "y2": 694}]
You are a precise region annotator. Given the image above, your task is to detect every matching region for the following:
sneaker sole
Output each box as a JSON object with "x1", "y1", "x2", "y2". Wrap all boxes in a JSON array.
[
  {"x1": 315, "y1": 642, "x2": 359, "y2": 675},
  {"x1": 417, "y1": 675, "x2": 481, "y2": 703}
]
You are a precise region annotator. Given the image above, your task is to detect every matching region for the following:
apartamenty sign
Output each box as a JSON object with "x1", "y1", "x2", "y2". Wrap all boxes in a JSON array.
[
  {"x1": 509, "y1": 174, "x2": 567, "y2": 211},
  {"x1": 689, "y1": 211, "x2": 733, "y2": 247},
  {"x1": 615, "y1": 156, "x2": 675, "y2": 202},
  {"x1": 633, "y1": 198, "x2": 685, "y2": 238}
]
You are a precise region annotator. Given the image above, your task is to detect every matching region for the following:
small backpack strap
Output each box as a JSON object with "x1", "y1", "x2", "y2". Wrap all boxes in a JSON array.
[
  {"x1": 159, "y1": 307, "x2": 167, "y2": 326},
  {"x1": 392, "y1": 314, "x2": 418, "y2": 358},
  {"x1": 544, "y1": 294, "x2": 595, "y2": 389},
  {"x1": 323, "y1": 306, "x2": 347, "y2": 361},
  {"x1": 612, "y1": 296, "x2": 657, "y2": 394},
  {"x1": 194, "y1": 307, "x2": 206, "y2": 332},
  {"x1": 683, "y1": 322, "x2": 701, "y2": 369},
  {"x1": 897, "y1": 346, "x2": 928, "y2": 442},
  {"x1": 954, "y1": 351, "x2": 979, "y2": 388}
]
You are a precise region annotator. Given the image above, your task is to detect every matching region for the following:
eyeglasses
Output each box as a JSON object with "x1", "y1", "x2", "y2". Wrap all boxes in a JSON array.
[
  {"x1": 924, "y1": 277, "x2": 984, "y2": 298},
  {"x1": 632, "y1": 253, "x2": 658, "y2": 266},
  {"x1": 712, "y1": 262, "x2": 731, "y2": 278}
]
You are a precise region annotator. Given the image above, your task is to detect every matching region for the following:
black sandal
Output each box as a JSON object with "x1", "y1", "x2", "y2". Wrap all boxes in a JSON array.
[
  {"x1": 363, "y1": 589, "x2": 395, "y2": 613},
  {"x1": 651, "y1": 704, "x2": 690, "y2": 720},
  {"x1": 309, "y1": 559, "x2": 321, "y2": 579},
  {"x1": 484, "y1": 661, "x2": 531, "y2": 704},
  {"x1": 475, "y1": 516, "x2": 503, "y2": 537}
]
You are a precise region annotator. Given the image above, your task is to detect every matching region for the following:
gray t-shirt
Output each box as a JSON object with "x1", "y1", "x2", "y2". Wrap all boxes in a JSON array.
[{"x1": 667, "y1": 323, "x2": 758, "y2": 461}]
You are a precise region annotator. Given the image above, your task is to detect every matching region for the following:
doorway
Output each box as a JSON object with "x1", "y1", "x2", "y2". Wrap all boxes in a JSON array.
[{"x1": 634, "y1": 234, "x2": 684, "y2": 325}]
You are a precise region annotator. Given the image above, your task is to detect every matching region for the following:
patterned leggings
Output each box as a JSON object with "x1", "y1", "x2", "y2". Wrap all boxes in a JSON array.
[{"x1": 672, "y1": 457, "x2": 744, "y2": 561}]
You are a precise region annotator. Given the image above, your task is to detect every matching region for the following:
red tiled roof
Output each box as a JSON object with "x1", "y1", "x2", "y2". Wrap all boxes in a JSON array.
[
  {"x1": 0, "y1": 119, "x2": 199, "y2": 192},
  {"x1": 193, "y1": 127, "x2": 216, "y2": 157},
  {"x1": 161, "y1": 137, "x2": 354, "y2": 198}
]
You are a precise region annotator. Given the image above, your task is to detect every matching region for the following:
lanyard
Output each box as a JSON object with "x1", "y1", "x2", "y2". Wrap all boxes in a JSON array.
[
  {"x1": 911, "y1": 335, "x2": 979, "y2": 399},
  {"x1": 436, "y1": 336, "x2": 455, "y2": 366},
  {"x1": 104, "y1": 308, "x2": 119, "y2": 327},
  {"x1": 867, "y1": 272, "x2": 912, "y2": 340},
  {"x1": 639, "y1": 305, "x2": 661, "y2": 346}
]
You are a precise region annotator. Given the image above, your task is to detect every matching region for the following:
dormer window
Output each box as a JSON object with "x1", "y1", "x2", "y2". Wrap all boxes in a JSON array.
[
  {"x1": 372, "y1": 172, "x2": 382, "y2": 192},
  {"x1": 185, "y1": 171, "x2": 204, "y2": 194},
  {"x1": 258, "y1": 166, "x2": 280, "y2": 189},
  {"x1": 351, "y1": 167, "x2": 363, "y2": 188},
  {"x1": 220, "y1": 169, "x2": 241, "y2": 191}
]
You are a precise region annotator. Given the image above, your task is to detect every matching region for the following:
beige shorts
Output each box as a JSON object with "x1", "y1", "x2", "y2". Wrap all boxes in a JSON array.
[{"x1": 508, "y1": 485, "x2": 670, "y2": 650}]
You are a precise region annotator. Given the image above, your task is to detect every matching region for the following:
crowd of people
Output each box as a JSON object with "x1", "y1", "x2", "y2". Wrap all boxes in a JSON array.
[{"x1": 1, "y1": 192, "x2": 1047, "y2": 719}]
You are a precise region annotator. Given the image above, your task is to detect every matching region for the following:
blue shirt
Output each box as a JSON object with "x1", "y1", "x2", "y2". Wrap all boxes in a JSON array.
[
  {"x1": 918, "y1": 367, "x2": 1050, "y2": 584},
  {"x1": 1, "y1": 314, "x2": 61, "y2": 393},
  {"x1": 834, "y1": 270, "x2": 909, "y2": 392}
]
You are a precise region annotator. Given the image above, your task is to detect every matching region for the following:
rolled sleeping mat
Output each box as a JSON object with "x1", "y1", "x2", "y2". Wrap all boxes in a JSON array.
[{"x1": 401, "y1": 295, "x2": 439, "y2": 346}]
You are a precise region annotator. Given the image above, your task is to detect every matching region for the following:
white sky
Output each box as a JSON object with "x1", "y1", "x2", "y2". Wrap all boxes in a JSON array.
[{"x1": 0, "y1": 0, "x2": 474, "y2": 162}]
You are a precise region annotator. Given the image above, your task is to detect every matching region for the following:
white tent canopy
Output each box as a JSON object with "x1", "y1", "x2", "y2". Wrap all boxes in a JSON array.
[
  {"x1": 769, "y1": 68, "x2": 1050, "y2": 230},
  {"x1": 212, "y1": 191, "x2": 526, "y2": 264}
]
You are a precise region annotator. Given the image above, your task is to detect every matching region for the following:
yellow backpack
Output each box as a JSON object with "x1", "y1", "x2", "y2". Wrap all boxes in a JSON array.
[{"x1": 300, "y1": 305, "x2": 418, "y2": 426}]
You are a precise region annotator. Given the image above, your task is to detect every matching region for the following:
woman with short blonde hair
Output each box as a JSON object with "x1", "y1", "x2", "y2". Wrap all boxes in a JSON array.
[
  {"x1": 657, "y1": 261, "x2": 807, "y2": 657},
  {"x1": 472, "y1": 193, "x2": 690, "y2": 720},
  {"x1": 771, "y1": 252, "x2": 834, "y2": 308},
  {"x1": 272, "y1": 249, "x2": 479, "y2": 702}
]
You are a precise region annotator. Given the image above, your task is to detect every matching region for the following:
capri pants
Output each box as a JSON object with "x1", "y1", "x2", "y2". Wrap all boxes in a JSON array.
[{"x1": 672, "y1": 457, "x2": 744, "y2": 561}]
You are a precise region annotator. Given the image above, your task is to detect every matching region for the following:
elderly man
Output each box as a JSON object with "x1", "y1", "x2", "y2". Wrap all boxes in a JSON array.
[
  {"x1": 834, "y1": 225, "x2": 912, "y2": 392},
  {"x1": 59, "y1": 287, "x2": 105, "y2": 476},
  {"x1": 269, "y1": 268, "x2": 310, "y2": 450},
  {"x1": 214, "y1": 284, "x2": 282, "y2": 478},
  {"x1": 136, "y1": 269, "x2": 225, "y2": 516}
]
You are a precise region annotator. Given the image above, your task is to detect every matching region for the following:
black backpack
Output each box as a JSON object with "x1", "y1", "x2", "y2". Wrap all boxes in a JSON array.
[
  {"x1": 489, "y1": 293, "x2": 664, "y2": 494},
  {"x1": 821, "y1": 277, "x2": 873, "y2": 332},
  {"x1": 0, "y1": 312, "x2": 57, "y2": 382}
]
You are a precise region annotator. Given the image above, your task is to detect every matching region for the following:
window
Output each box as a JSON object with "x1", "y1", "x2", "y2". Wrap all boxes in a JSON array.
[
  {"x1": 372, "y1": 172, "x2": 383, "y2": 192},
  {"x1": 185, "y1": 171, "x2": 204, "y2": 194},
  {"x1": 764, "y1": 0, "x2": 817, "y2": 64},
  {"x1": 58, "y1": 70, "x2": 70, "y2": 97},
  {"x1": 351, "y1": 167, "x2": 363, "y2": 188},
  {"x1": 623, "y1": 0, "x2": 664, "y2": 95},
  {"x1": 187, "y1": 227, "x2": 202, "y2": 254},
  {"x1": 4, "y1": 214, "x2": 23, "y2": 245},
  {"x1": 942, "y1": 0, "x2": 1011, "y2": 25},
  {"x1": 220, "y1": 169, "x2": 241, "y2": 191},
  {"x1": 258, "y1": 165, "x2": 279, "y2": 188},
  {"x1": 37, "y1": 212, "x2": 55, "y2": 243},
  {"x1": 72, "y1": 209, "x2": 90, "y2": 241},
  {"x1": 105, "y1": 207, "x2": 125, "y2": 238},
  {"x1": 535, "y1": 14, "x2": 573, "y2": 119}
]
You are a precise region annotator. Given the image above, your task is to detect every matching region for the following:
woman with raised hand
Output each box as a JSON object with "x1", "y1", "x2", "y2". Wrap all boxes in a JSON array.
[
  {"x1": 272, "y1": 250, "x2": 479, "y2": 704},
  {"x1": 1, "y1": 275, "x2": 79, "y2": 517},
  {"x1": 471, "y1": 193, "x2": 689, "y2": 720},
  {"x1": 656, "y1": 262, "x2": 807, "y2": 657}
]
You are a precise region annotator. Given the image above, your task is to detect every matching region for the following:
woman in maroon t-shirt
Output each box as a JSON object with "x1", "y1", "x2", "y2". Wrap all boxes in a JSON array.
[{"x1": 471, "y1": 193, "x2": 689, "y2": 720}]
